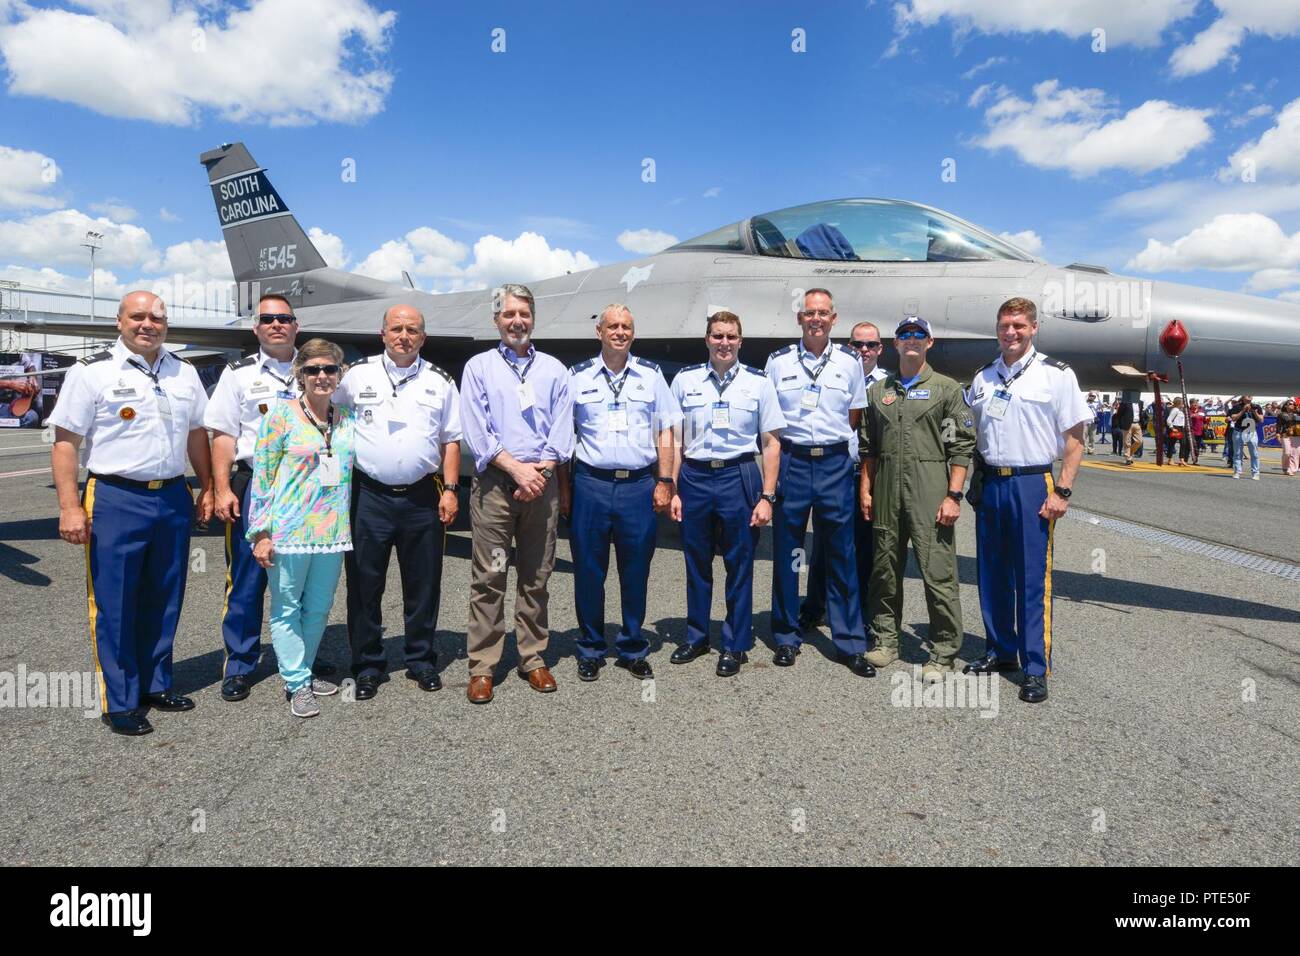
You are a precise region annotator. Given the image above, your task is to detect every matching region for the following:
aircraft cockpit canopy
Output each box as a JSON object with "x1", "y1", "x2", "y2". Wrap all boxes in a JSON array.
[{"x1": 668, "y1": 199, "x2": 1034, "y2": 263}]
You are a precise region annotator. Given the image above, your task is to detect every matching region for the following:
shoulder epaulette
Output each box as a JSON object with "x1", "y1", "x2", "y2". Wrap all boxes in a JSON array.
[
  {"x1": 768, "y1": 344, "x2": 796, "y2": 360},
  {"x1": 570, "y1": 358, "x2": 595, "y2": 374},
  {"x1": 836, "y1": 343, "x2": 857, "y2": 358},
  {"x1": 426, "y1": 362, "x2": 453, "y2": 384},
  {"x1": 742, "y1": 364, "x2": 763, "y2": 376},
  {"x1": 680, "y1": 362, "x2": 705, "y2": 372},
  {"x1": 634, "y1": 356, "x2": 660, "y2": 372},
  {"x1": 1046, "y1": 358, "x2": 1070, "y2": 371},
  {"x1": 353, "y1": 354, "x2": 375, "y2": 365},
  {"x1": 229, "y1": 354, "x2": 258, "y2": 371},
  {"x1": 78, "y1": 350, "x2": 112, "y2": 366},
  {"x1": 973, "y1": 359, "x2": 996, "y2": 375}
]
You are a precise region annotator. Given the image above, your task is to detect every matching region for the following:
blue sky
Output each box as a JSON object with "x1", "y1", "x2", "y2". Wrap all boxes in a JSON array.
[{"x1": 3, "y1": 0, "x2": 1300, "y2": 302}]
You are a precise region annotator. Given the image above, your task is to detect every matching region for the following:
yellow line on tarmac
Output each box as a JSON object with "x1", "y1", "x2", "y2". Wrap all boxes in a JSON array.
[{"x1": 1080, "y1": 460, "x2": 1226, "y2": 474}]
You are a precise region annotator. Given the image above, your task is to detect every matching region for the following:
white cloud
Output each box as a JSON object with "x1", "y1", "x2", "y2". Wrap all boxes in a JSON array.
[
  {"x1": 961, "y1": 55, "x2": 1008, "y2": 80},
  {"x1": 1280, "y1": 289, "x2": 1300, "y2": 302},
  {"x1": 892, "y1": 0, "x2": 1196, "y2": 49},
  {"x1": 1126, "y1": 212, "x2": 1300, "y2": 273},
  {"x1": 0, "y1": 208, "x2": 153, "y2": 268},
  {"x1": 1220, "y1": 97, "x2": 1300, "y2": 183},
  {"x1": 617, "y1": 228, "x2": 679, "y2": 255},
  {"x1": 0, "y1": 263, "x2": 126, "y2": 297},
  {"x1": 702, "y1": 186, "x2": 721, "y2": 198},
  {"x1": 0, "y1": 0, "x2": 397, "y2": 126},
  {"x1": 1170, "y1": 0, "x2": 1300, "y2": 76},
  {"x1": 355, "y1": 226, "x2": 467, "y2": 284},
  {"x1": 1229, "y1": 103, "x2": 1273, "y2": 127},
  {"x1": 143, "y1": 238, "x2": 231, "y2": 283},
  {"x1": 975, "y1": 80, "x2": 1212, "y2": 176},
  {"x1": 0, "y1": 145, "x2": 63, "y2": 210},
  {"x1": 90, "y1": 198, "x2": 137, "y2": 222},
  {"x1": 1244, "y1": 268, "x2": 1300, "y2": 292},
  {"x1": 158, "y1": 207, "x2": 181, "y2": 223},
  {"x1": 998, "y1": 229, "x2": 1043, "y2": 254},
  {"x1": 307, "y1": 226, "x2": 348, "y2": 269},
  {"x1": 458, "y1": 232, "x2": 597, "y2": 290}
]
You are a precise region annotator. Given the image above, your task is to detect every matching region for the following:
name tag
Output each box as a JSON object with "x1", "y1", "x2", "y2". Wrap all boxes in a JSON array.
[
  {"x1": 517, "y1": 381, "x2": 536, "y2": 411},
  {"x1": 986, "y1": 388, "x2": 1011, "y2": 420},
  {"x1": 607, "y1": 403, "x2": 628, "y2": 432},
  {"x1": 906, "y1": 389, "x2": 930, "y2": 400},
  {"x1": 355, "y1": 388, "x2": 382, "y2": 406},
  {"x1": 800, "y1": 385, "x2": 821, "y2": 410},
  {"x1": 110, "y1": 385, "x2": 143, "y2": 401},
  {"x1": 712, "y1": 402, "x2": 730, "y2": 429},
  {"x1": 154, "y1": 387, "x2": 172, "y2": 418},
  {"x1": 248, "y1": 380, "x2": 273, "y2": 398},
  {"x1": 318, "y1": 453, "x2": 341, "y2": 487}
]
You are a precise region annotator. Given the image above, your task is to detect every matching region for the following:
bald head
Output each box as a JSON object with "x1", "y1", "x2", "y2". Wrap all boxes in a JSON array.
[
  {"x1": 381, "y1": 303, "x2": 426, "y2": 367},
  {"x1": 116, "y1": 291, "x2": 168, "y2": 359}
]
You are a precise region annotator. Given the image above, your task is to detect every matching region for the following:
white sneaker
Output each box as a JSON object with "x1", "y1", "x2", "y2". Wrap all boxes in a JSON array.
[
  {"x1": 1232, "y1": 474, "x2": 1240, "y2": 479},
  {"x1": 1251, "y1": 475, "x2": 1260, "y2": 481},
  {"x1": 290, "y1": 686, "x2": 319, "y2": 718}
]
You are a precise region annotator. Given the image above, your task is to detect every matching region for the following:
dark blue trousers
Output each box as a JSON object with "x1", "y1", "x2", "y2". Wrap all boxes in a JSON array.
[
  {"x1": 975, "y1": 472, "x2": 1055, "y2": 677},
  {"x1": 83, "y1": 477, "x2": 192, "y2": 715},
  {"x1": 802, "y1": 471, "x2": 874, "y2": 645},
  {"x1": 220, "y1": 471, "x2": 266, "y2": 678},
  {"x1": 345, "y1": 477, "x2": 445, "y2": 678},
  {"x1": 772, "y1": 450, "x2": 866, "y2": 655},
  {"x1": 679, "y1": 458, "x2": 762, "y2": 653},
  {"x1": 571, "y1": 463, "x2": 657, "y2": 660}
]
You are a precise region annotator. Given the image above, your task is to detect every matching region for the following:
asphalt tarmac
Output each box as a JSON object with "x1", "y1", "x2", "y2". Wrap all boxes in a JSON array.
[{"x1": 1, "y1": 428, "x2": 1296, "y2": 866}]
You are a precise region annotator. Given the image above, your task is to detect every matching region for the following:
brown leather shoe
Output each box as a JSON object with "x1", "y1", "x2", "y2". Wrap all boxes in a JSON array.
[
  {"x1": 467, "y1": 675, "x2": 493, "y2": 704},
  {"x1": 525, "y1": 666, "x2": 557, "y2": 693}
]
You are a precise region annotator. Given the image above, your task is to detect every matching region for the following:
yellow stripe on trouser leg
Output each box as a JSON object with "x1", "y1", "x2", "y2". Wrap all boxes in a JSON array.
[
  {"x1": 220, "y1": 520, "x2": 234, "y2": 674},
  {"x1": 1043, "y1": 473, "x2": 1054, "y2": 678},
  {"x1": 82, "y1": 478, "x2": 108, "y2": 712}
]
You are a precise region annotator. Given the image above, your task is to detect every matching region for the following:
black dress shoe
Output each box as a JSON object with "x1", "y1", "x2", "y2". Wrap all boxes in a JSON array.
[
  {"x1": 102, "y1": 711, "x2": 153, "y2": 736},
  {"x1": 140, "y1": 690, "x2": 195, "y2": 711},
  {"x1": 773, "y1": 644, "x2": 799, "y2": 667},
  {"x1": 1019, "y1": 675, "x2": 1048, "y2": 703},
  {"x1": 837, "y1": 653, "x2": 877, "y2": 678},
  {"x1": 716, "y1": 651, "x2": 748, "y2": 677},
  {"x1": 355, "y1": 675, "x2": 382, "y2": 700},
  {"x1": 670, "y1": 642, "x2": 710, "y2": 664},
  {"x1": 577, "y1": 657, "x2": 605, "y2": 682},
  {"x1": 963, "y1": 652, "x2": 1021, "y2": 675},
  {"x1": 796, "y1": 609, "x2": 825, "y2": 630},
  {"x1": 313, "y1": 657, "x2": 337, "y2": 676},
  {"x1": 615, "y1": 657, "x2": 653, "y2": 679},
  {"x1": 406, "y1": 668, "x2": 442, "y2": 692},
  {"x1": 221, "y1": 675, "x2": 251, "y2": 702}
]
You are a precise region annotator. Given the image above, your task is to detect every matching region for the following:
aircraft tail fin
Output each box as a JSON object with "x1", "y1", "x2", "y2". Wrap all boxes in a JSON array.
[{"x1": 199, "y1": 143, "x2": 327, "y2": 285}]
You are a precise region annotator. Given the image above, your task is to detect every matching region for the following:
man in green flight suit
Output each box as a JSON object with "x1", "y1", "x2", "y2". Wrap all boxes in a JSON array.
[{"x1": 858, "y1": 316, "x2": 975, "y2": 682}]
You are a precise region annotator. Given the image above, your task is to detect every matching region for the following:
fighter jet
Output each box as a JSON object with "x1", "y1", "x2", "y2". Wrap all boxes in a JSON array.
[{"x1": 6, "y1": 141, "x2": 1298, "y2": 391}]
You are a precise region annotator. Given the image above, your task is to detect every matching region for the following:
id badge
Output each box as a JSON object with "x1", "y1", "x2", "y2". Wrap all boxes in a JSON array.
[
  {"x1": 318, "y1": 454, "x2": 341, "y2": 487},
  {"x1": 516, "y1": 381, "x2": 536, "y2": 411},
  {"x1": 986, "y1": 388, "x2": 1011, "y2": 420},
  {"x1": 607, "y1": 402, "x2": 628, "y2": 432},
  {"x1": 711, "y1": 401, "x2": 730, "y2": 429},
  {"x1": 800, "y1": 385, "x2": 821, "y2": 411},
  {"x1": 154, "y1": 386, "x2": 172, "y2": 418}
]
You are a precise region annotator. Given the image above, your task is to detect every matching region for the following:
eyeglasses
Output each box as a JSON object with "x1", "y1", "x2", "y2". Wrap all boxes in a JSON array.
[
  {"x1": 301, "y1": 364, "x2": 340, "y2": 377},
  {"x1": 849, "y1": 340, "x2": 883, "y2": 351},
  {"x1": 896, "y1": 330, "x2": 928, "y2": 340},
  {"x1": 800, "y1": 310, "x2": 833, "y2": 319},
  {"x1": 257, "y1": 313, "x2": 296, "y2": 325}
]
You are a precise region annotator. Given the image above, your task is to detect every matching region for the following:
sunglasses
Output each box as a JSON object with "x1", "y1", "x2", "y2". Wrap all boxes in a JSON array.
[
  {"x1": 896, "y1": 330, "x2": 929, "y2": 340},
  {"x1": 849, "y1": 340, "x2": 883, "y2": 351},
  {"x1": 301, "y1": 364, "x2": 340, "y2": 377},
  {"x1": 257, "y1": 313, "x2": 296, "y2": 325}
]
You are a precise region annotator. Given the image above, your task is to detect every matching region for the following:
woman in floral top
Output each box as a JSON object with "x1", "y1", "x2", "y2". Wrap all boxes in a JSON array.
[{"x1": 246, "y1": 338, "x2": 356, "y2": 718}]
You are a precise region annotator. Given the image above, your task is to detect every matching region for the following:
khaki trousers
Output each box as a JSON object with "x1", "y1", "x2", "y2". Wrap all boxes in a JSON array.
[
  {"x1": 466, "y1": 467, "x2": 559, "y2": 677},
  {"x1": 1125, "y1": 424, "x2": 1144, "y2": 460}
]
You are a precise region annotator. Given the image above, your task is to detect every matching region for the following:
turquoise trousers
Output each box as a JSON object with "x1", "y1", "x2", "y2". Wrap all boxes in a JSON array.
[{"x1": 269, "y1": 551, "x2": 345, "y2": 692}]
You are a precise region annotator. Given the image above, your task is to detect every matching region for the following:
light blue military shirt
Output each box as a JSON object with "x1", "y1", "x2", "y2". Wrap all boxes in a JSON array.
[
  {"x1": 672, "y1": 361, "x2": 785, "y2": 461},
  {"x1": 571, "y1": 354, "x2": 682, "y2": 469},
  {"x1": 764, "y1": 341, "x2": 868, "y2": 445}
]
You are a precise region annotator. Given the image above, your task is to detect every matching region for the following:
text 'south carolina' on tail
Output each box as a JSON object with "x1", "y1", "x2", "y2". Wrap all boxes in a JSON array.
[{"x1": 200, "y1": 142, "x2": 326, "y2": 308}]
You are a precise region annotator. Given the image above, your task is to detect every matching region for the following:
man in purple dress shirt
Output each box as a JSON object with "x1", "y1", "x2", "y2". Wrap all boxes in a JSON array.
[{"x1": 459, "y1": 283, "x2": 574, "y2": 704}]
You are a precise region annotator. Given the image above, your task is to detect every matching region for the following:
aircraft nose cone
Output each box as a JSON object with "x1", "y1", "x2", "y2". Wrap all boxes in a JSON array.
[{"x1": 1148, "y1": 282, "x2": 1300, "y2": 393}]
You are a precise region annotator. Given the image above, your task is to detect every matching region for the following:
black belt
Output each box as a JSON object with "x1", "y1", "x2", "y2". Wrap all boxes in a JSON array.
[
  {"x1": 574, "y1": 461, "x2": 654, "y2": 481},
  {"x1": 235, "y1": 460, "x2": 253, "y2": 474},
  {"x1": 781, "y1": 440, "x2": 849, "y2": 459},
  {"x1": 684, "y1": 456, "x2": 749, "y2": 471},
  {"x1": 89, "y1": 472, "x2": 184, "y2": 491},
  {"x1": 981, "y1": 463, "x2": 1053, "y2": 477},
  {"x1": 357, "y1": 469, "x2": 437, "y2": 496}
]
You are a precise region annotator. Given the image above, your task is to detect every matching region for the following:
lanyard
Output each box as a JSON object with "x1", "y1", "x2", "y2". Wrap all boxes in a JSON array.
[
  {"x1": 127, "y1": 357, "x2": 162, "y2": 388},
  {"x1": 384, "y1": 358, "x2": 421, "y2": 397},
  {"x1": 261, "y1": 361, "x2": 293, "y2": 390},
  {"x1": 798, "y1": 349, "x2": 830, "y2": 384},
  {"x1": 299, "y1": 398, "x2": 335, "y2": 457},
  {"x1": 997, "y1": 354, "x2": 1037, "y2": 388},
  {"x1": 709, "y1": 364, "x2": 738, "y2": 398},
  {"x1": 499, "y1": 347, "x2": 536, "y2": 383},
  {"x1": 602, "y1": 367, "x2": 629, "y2": 402}
]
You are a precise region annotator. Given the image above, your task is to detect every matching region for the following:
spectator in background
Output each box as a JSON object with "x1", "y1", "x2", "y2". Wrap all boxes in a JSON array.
[
  {"x1": 1111, "y1": 399, "x2": 1123, "y2": 455},
  {"x1": 1189, "y1": 398, "x2": 1207, "y2": 460},
  {"x1": 1165, "y1": 397, "x2": 1190, "y2": 466},
  {"x1": 1083, "y1": 392, "x2": 1101, "y2": 454},
  {"x1": 1227, "y1": 394, "x2": 1263, "y2": 480},
  {"x1": 1277, "y1": 398, "x2": 1300, "y2": 476}
]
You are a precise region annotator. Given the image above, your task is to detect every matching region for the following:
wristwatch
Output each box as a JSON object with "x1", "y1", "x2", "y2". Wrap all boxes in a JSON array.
[
  {"x1": 1055, "y1": 486, "x2": 1072, "y2": 499},
  {"x1": 540, "y1": 467, "x2": 555, "y2": 480},
  {"x1": 655, "y1": 476, "x2": 674, "y2": 484},
  {"x1": 760, "y1": 492, "x2": 777, "y2": 504},
  {"x1": 946, "y1": 490, "x2": 963, "y2": 502},
  {"x1": 443, "y1": 483, "x2": 460, "y2": 493}
]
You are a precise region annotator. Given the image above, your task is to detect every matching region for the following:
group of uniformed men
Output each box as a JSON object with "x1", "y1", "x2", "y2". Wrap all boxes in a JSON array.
[{"x1": 51, "y1": 283, "x2": 1088, "y2": 735}]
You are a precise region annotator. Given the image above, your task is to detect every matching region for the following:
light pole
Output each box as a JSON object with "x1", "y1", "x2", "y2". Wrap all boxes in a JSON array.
[{"x1": 81, "y1": 231, "x2": 103, "y2": 321}]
